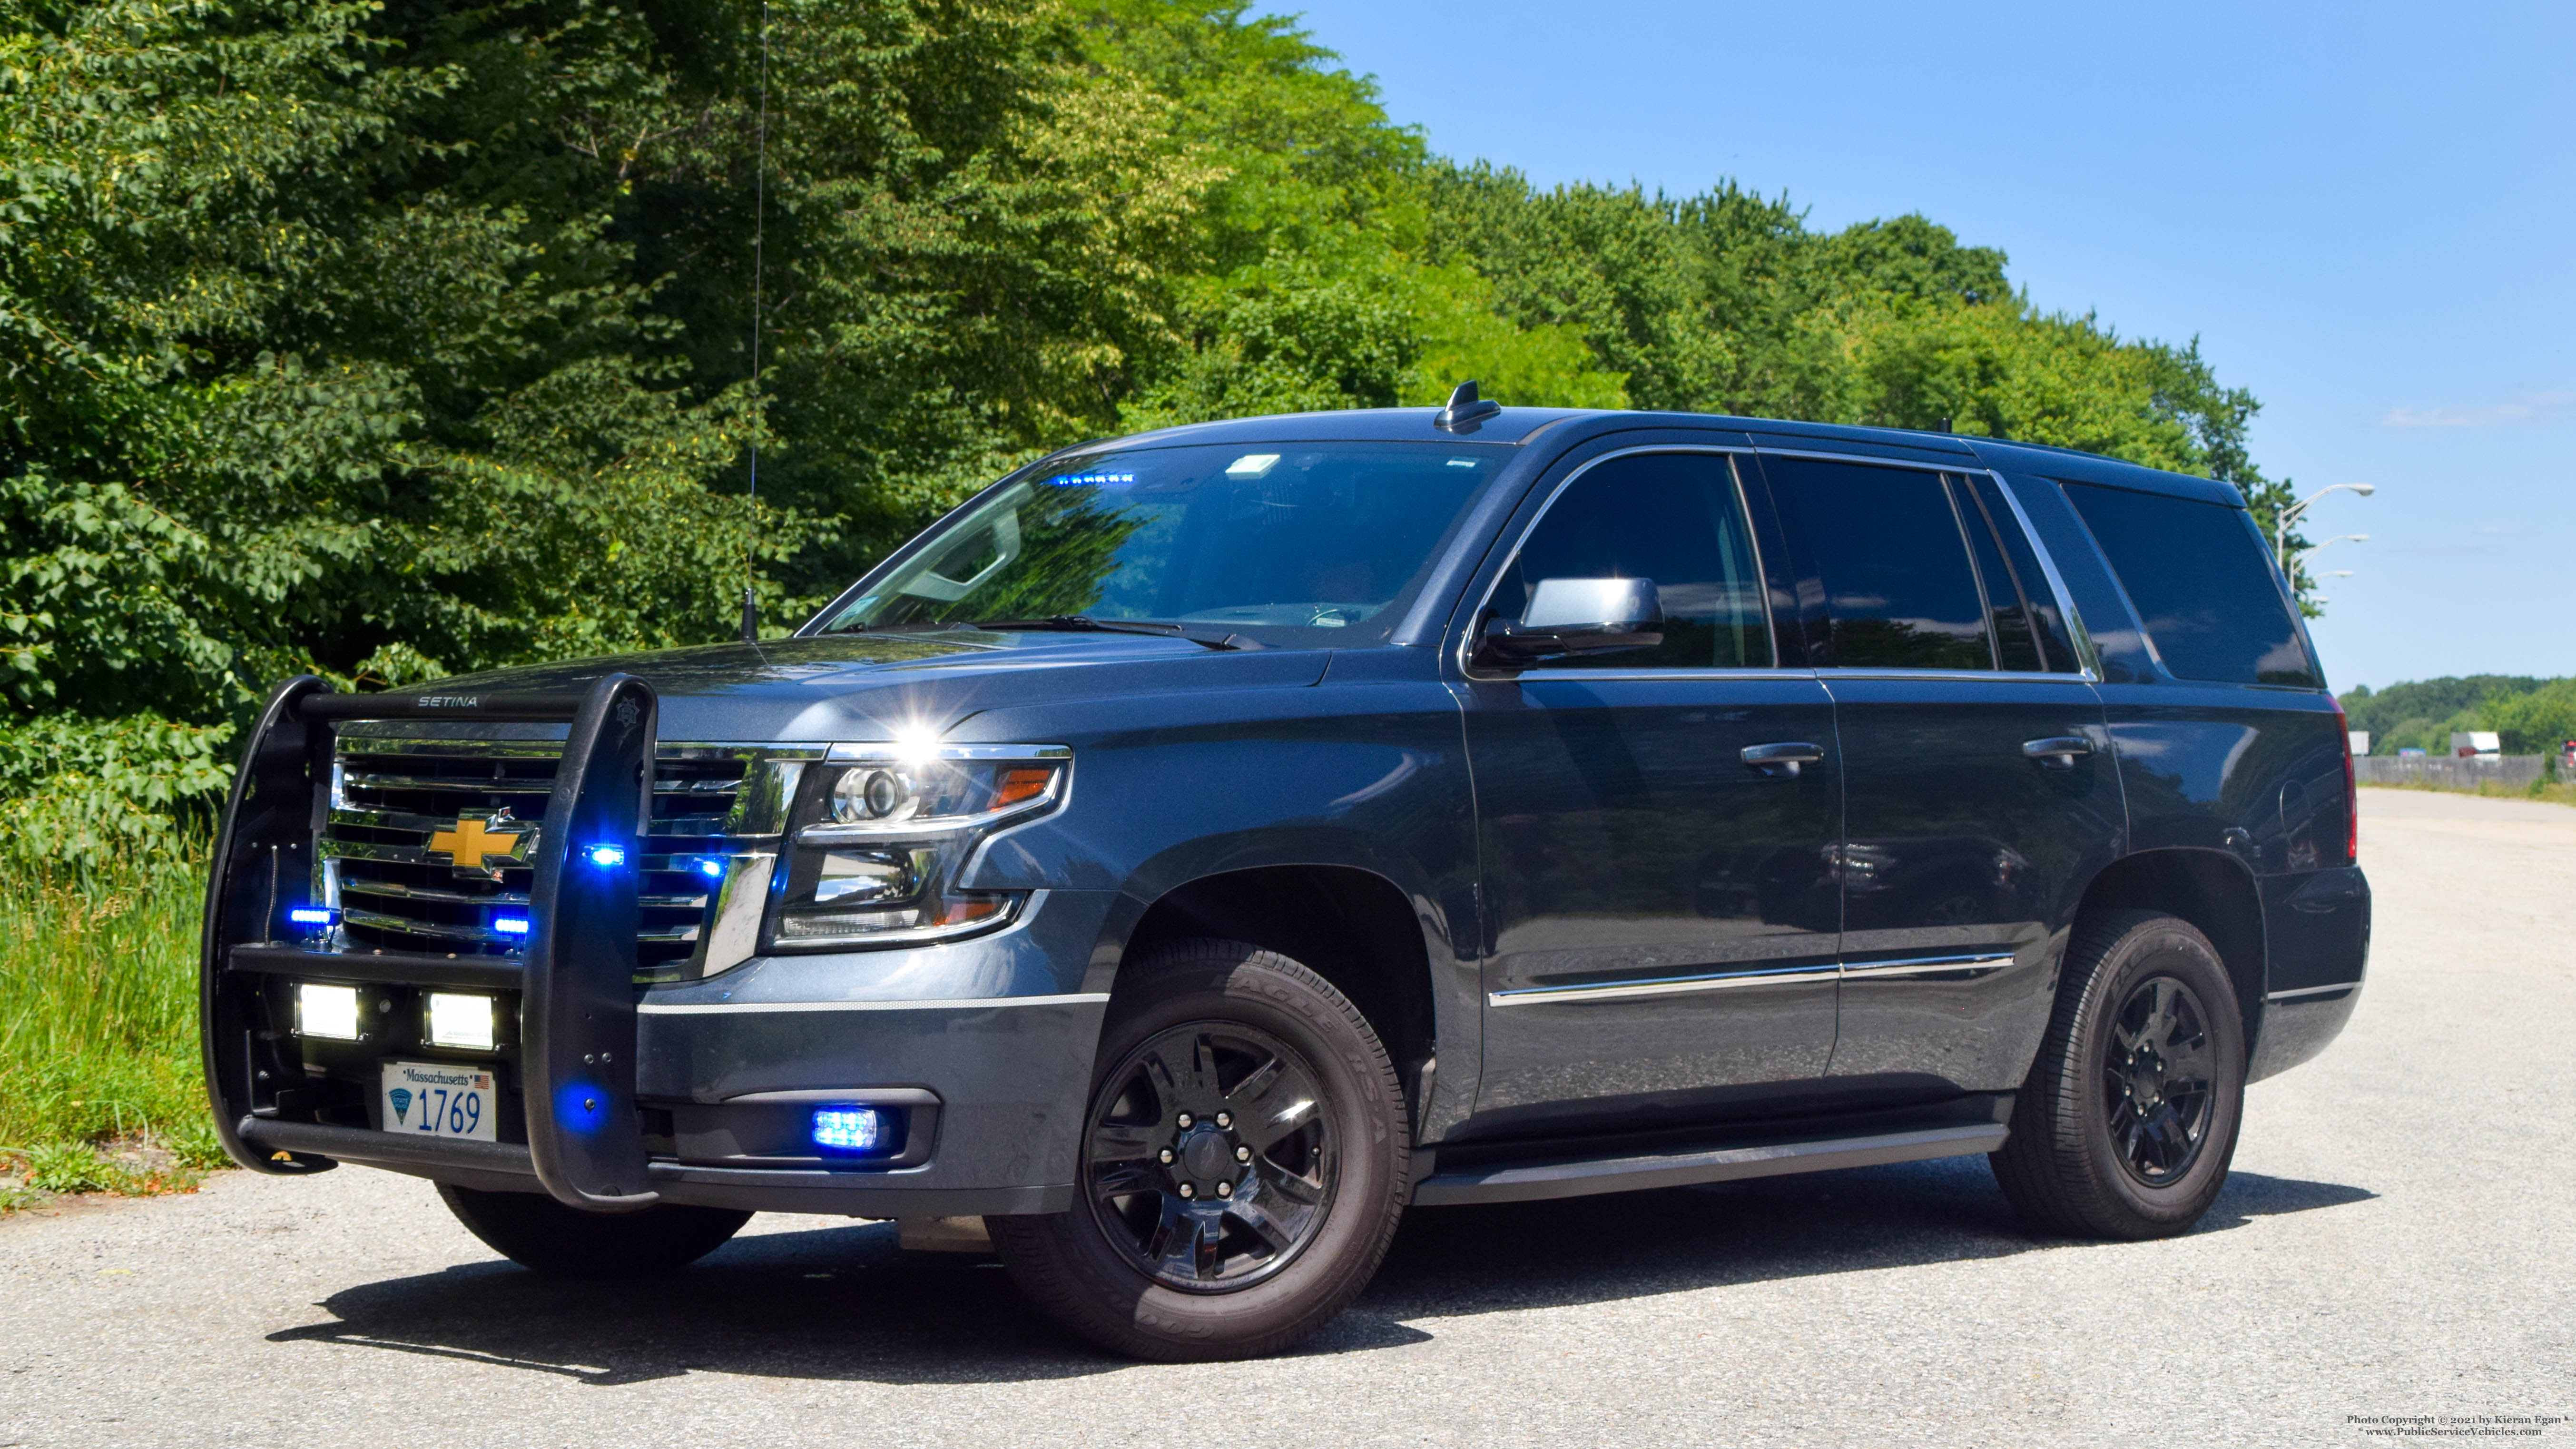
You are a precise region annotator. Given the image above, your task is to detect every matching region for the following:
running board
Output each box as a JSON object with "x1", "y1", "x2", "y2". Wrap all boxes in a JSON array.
[{"x1": 1410, "y1": 1122, "x2": 2010, "y2": 1207}]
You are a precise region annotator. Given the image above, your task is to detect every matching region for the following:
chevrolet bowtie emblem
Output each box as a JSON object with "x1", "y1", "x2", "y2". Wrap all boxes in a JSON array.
[{"x1": 429, "y1": 811, "x2": 534, "y2": 870}]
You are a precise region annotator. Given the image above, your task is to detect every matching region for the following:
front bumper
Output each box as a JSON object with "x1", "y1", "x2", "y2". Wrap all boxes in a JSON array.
[
  {"x1": 205, "y1": 676, "x2": 1116, "y2": 1218},
  {"x1": 623, "y1": 886, "x2": 1114, "y2": 1216},
  {"x1": 231, "y1": 893, "x2": 1116, "y2": 1216}
]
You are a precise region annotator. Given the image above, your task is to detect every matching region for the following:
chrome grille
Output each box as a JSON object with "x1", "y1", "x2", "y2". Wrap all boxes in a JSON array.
[{"x1": 319, "y1": 739, "x2": 754, "y2": 982}]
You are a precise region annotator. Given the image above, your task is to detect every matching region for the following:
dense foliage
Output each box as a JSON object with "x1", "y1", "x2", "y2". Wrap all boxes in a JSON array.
[
  {"x1": 0, "y1": 843, "x2": 217, "y2": 1172},
  {"x1": 2340, "y1": 676, "x2": 2576, "y2": 757},
  {"x1": 2, "y1": 0, "x2": 2301, "y2": 858}
]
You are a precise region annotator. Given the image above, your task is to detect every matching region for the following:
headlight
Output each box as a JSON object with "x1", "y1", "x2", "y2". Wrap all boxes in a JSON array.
[{"x1": 765, "y1": 743, "x2": 1069, "y2": 949}]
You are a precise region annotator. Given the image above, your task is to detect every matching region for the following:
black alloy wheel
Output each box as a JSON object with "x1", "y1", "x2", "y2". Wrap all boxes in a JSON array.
[
  {"x1": 1086, "y1": 1023, "x2": 1336, "y2": 1291},
  {"x1": 1991, "y1": 908, "x2": 2246, "y2": 1241},
  {"x1": 2102, "y1": 975, "x2": 2217, "y2": 1186},
  {"x1": 988, "y1": 937, "x2": 1409, "y2": 1361}
]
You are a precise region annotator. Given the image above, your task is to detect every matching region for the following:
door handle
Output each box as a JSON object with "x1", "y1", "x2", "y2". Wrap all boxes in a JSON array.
[
  {"x1": 1741, "y1": 742, "x2": 1825, "y2": 778},
  {"x1": 2022, "y1": 736, "x2": 2094, "y2": 769}
]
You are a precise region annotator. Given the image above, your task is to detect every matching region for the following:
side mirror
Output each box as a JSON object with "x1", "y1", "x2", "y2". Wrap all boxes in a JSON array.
[{"x1": 1475, "y1": 577, "x2": 1665, "y2": 668}]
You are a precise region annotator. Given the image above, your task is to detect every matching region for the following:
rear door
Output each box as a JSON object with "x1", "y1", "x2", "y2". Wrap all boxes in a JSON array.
[
  {"x1": 1462, "y1": 447, "x2": 1842, "y2": 1126},
  {"x1": 1757, "y1": 453, "x2": 2122, "y2": 1094}
]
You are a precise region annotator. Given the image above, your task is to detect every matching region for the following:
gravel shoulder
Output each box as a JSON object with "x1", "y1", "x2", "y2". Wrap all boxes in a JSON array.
[{"x1": 3, "y1": 787, "x2": 2569, "y2": 1448}]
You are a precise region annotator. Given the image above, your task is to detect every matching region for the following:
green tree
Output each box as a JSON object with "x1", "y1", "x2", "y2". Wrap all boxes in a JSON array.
[
  {"x1": 1421, "y1": 165, "x2": 2292, "y2": 552},
  {"x1": 2339, "y1": 677, "x2": 2556, "y2": 754},
  {"x1": 0, "y1": 0, "x2": 1234, "y2": 852},
  {"x1": 0, "y1": 0, "x2": 2298, "y2": 851},
  {"x1": 2480, "y1": 680, "x2": 2576, "y2": 757}
]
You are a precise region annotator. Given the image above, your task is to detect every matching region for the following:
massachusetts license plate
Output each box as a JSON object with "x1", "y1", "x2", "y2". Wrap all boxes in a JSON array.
[{"x1": 382, "y1": 1061, "x2": 499, "y2": 1142}]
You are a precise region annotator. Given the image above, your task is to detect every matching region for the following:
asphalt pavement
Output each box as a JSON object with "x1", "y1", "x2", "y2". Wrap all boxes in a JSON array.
[{"x1": 3, "y1": 787, "x2": 2570, "y2": 1447}]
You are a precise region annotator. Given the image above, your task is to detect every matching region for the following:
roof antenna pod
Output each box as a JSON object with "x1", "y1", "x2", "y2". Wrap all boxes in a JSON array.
[{"x1": 1435, "y1": 379, "x2": 1502, "y2": 433}]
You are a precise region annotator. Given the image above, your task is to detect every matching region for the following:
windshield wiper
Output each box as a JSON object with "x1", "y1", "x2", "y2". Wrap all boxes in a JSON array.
[{"x1": 966, "y1": 616, "x2": 1254, "y2": 651}]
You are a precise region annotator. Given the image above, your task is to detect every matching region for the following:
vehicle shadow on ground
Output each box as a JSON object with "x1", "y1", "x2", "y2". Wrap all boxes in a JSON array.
[{"x1": 266, "y1": 1161, "x2": 2371, "y2": 1385}]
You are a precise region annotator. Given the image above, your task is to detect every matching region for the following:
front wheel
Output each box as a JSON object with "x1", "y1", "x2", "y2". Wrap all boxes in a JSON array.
[
  {"x1": 436, "y1": 1183, "x2": 750, "y2": 1278},
  {"x1": 989, "y1": 938, "x2": 1410, "y2": 1360},
  {"x1": 1991, "y1": 909, "x2": 2247, "y2": 1240}
]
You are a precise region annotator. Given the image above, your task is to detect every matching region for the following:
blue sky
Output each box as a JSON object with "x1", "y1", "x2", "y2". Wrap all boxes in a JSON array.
[{"x1": 1283, "y1": 0, "x2": 2576, "y2": 690}]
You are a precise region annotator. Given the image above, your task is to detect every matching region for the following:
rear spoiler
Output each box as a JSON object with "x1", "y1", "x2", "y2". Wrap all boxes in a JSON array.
[{"x1": 199, "y1": 673, "x2": 661, "y2": 1210}]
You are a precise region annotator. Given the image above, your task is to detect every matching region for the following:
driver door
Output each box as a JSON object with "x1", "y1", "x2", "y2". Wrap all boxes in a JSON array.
[{"x1": 1461, "y1": 449, "x2": 1843, "y2": 1126}]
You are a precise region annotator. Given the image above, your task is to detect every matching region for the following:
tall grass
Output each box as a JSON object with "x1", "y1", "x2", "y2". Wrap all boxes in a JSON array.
[{"x1": 0, "y1": 848, "x2": 218, "y2": 1178}]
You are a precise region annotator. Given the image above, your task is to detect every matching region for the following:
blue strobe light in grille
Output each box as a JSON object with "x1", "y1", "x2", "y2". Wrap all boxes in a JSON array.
[{"x1": 812, "y1": 1107, "x2": 895, "y2": 1155}]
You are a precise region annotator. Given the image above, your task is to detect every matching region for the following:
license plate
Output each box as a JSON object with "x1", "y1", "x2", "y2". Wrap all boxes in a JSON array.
[{"x1": 381, "y1": 1061, "x2": 499, "y2": 1142}]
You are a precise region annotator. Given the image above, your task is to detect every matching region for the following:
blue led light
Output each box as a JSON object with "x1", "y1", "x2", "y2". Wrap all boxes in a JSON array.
[
  {"x1": 555, "y1": 1082, "x2": 607, "y2": 1135},
  {"x1": 585, "y1": 843, "x2": 628, "y2": 868},
  {"x1": 494, "y1": 916, "x2": 531, "y2": 936},
  {"x1": 812, "y1": 1107, "x2": 888, "y2": 1154},
  {"x1": 697, "y1": 858, "x2": 725, "y2": 879},
  {"x1": 285, "y1": 907, "x2": 336, "y2": 927}
]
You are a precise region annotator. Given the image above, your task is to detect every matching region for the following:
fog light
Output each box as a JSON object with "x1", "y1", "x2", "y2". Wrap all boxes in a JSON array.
[
  {"x1": 295, "y1": 983, "x2": 361, "y2": 1041},
  {"x1": 427, "y1": 993, "x2": 496, "y2": 1050},
  {"x1": 812, "y1": 1107, "x2": 894, "y2": 1155}
]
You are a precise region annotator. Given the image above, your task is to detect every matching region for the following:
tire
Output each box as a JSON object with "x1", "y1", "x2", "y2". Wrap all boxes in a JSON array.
[
  {"x1": 436, "y1": 1182, "x2": 750, "y2": 1278},
  {"x1": 1992, "y1": 908, "x2": 2247, "y2": 1240},
  {"x1": 988, "y1": 937, "x2": 1410, "y2": 1361}
]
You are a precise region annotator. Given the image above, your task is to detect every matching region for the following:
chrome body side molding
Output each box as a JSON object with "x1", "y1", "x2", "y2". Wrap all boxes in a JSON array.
[
  {"x1": 1489, "y1": 963, "x2": 1840, "y2": 1007},
  {"x1": 1837, "y1": 952, "x2": 2018, "y2": 981},
  {"x1": 2266, "y1": 980, "x2": 2363, "y2": 1002},
  {"x1": 1490, "y1": 952, "x2": 2016, "y2": 1006}
]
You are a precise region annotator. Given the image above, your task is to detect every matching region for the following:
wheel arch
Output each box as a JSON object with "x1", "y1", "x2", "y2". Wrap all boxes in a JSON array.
[
  {"x1": 2070, "y1": 847, "x2": 2270, "y2": 1047},
  {"x1": 1117, "y1": 864, "x2": 1442, "y2": 1133}
]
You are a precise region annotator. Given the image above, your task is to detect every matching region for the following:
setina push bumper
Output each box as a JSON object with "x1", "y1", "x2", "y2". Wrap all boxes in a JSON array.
[{"x1": 200, "y1": 674, "x2": 1103, "y2": 1217}]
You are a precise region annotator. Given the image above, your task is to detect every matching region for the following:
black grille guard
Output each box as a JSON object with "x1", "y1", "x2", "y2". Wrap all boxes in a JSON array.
[{"x1": 200, "y1": 673, "x2": 662, "y2": 1210}]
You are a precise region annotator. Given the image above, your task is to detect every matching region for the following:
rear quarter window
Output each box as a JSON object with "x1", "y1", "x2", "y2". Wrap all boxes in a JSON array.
[{"x1": 2063, "y1": 482, "x2": 2319, "y2": 688}]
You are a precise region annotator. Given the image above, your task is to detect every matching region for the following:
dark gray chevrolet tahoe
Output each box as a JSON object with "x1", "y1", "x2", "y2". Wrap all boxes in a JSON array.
[{"x1": 202, "y1": 395, "x2": 2371, "y2": 1359}]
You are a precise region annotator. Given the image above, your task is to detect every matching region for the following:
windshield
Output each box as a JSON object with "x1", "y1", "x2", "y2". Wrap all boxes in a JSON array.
[{"x1": 820, "y1": 442, "x2": 1509, "y2": 643}]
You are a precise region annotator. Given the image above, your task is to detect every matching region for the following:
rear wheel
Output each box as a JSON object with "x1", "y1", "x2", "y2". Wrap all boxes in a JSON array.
[
  {"x1": 1991, "y1": 909, "x2": 2246, "y2": 1239},
  {"x1": 436, "y1": 1182, "x2": 750, "y2": 1278},
  {"x1": 988, "y1": 938, "x2": 1409, "y2": 1360}
]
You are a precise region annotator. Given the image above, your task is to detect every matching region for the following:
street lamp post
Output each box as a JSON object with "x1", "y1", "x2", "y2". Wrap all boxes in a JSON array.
[
  {"x1": 2289, "y1": 535, "x2": 2369, "y2": 609},
  {"x1": 2277, "y1": 483, "x2": 2376, "y2": 572}
]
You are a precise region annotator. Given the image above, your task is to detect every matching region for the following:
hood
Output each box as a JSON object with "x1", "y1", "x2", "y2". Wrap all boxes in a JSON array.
[{"x1": 336, "y1": 631, "x2": 1334, "y2": 745}]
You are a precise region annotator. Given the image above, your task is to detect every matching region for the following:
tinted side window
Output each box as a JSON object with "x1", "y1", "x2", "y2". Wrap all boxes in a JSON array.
[
  {"x1": 1495, "y1": 452, "x2": 1773, "y2": 669},
  {"x1": 2063, "y1": 482, "x2": 2319, "y2": 688},
  {"x1": 1768, "y1": 456, "x2": 1993, "y2": 670},
  {"x1": 1965, "y1": 475, "x2": 2082, "y2": 672},
  {"x1": 1954, "y1": 477, "x2": 2044, "y2": 671}
]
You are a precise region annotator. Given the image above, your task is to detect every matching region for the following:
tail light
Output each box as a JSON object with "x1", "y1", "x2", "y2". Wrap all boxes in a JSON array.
[{"x1": 2332, "y1": 697, "x2": 2357, "y2": 864}]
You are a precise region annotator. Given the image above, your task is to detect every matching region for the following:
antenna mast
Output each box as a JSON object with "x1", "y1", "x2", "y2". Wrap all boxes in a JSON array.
[{"x1": 738, "y1": 0, "x2": 770, "y2": 645}]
